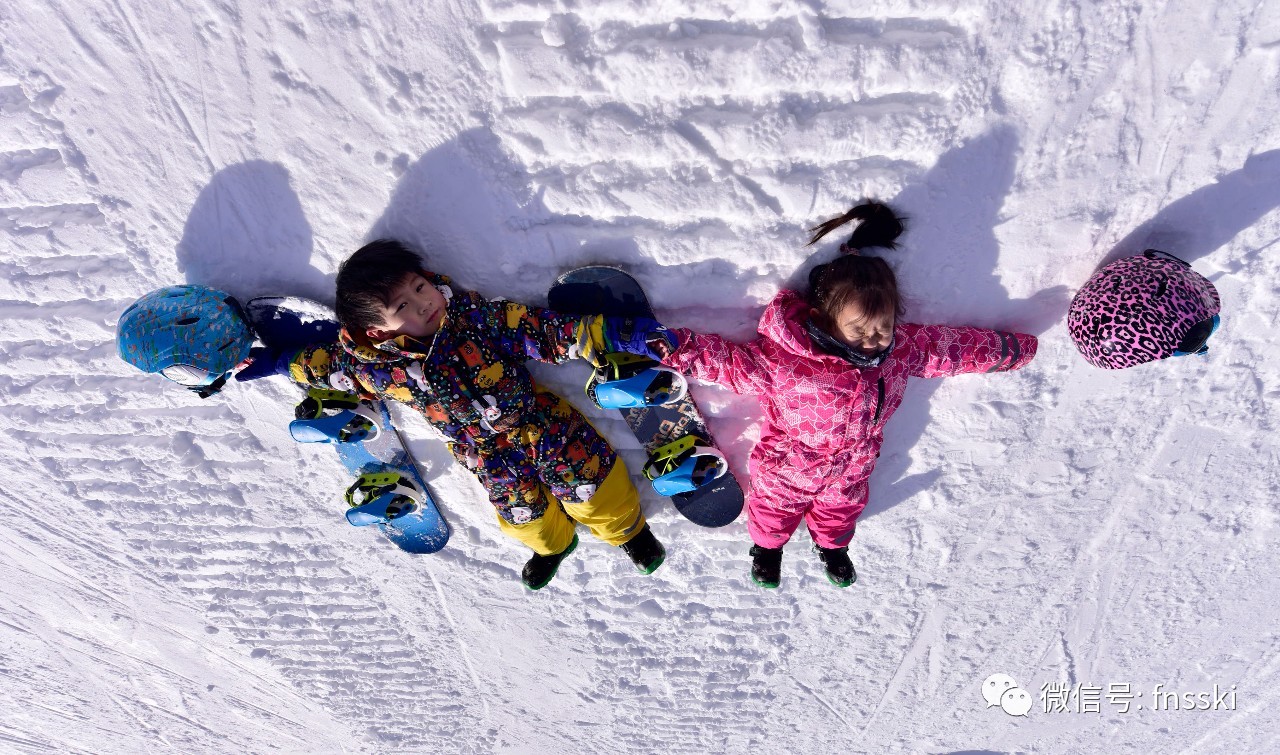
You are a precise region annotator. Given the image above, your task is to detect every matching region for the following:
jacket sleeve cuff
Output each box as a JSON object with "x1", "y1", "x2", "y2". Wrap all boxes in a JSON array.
[{"x1": 989, "y1": 332, "x2": 1037, "y2": 372}]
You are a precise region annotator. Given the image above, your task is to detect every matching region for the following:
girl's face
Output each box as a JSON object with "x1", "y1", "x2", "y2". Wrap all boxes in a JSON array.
[{"x1": 814, "y1": 301, "x2": 895, "y2": 355}]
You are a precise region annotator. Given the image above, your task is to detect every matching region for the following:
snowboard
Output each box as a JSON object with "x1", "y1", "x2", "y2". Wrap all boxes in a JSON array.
[
  {"x1": 245, "y1": 296, "x2": 451, "y2": 554},
  {"x1": 548, "y1": 266, "x2": 744, "y2": 527}
]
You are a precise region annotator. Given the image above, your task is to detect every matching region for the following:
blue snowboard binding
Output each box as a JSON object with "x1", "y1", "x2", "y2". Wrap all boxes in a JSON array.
[
  {"x1": 344, "y1": 470, "x2": 425, "y2": 526},
  {"x1": 291, "y1": 388, "x2": 380, "y2": 444},
  {"x1": 587, "y1": 352, "x2": 687, "y2": 410},
  {"x1": 643, "y1": 436, "x2": 730, "y2": 497},
  {"x1": 246, "y1": 295, "x2": 450, "y2": 555},
  {"x1": 549, "y1": 266, "x2": 743, "y2": 527}
]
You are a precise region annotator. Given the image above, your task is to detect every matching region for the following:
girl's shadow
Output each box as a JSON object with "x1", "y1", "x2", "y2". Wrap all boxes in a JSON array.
[
  {"x1": 816, "y1": 125, "x2": 1059, "y2": 520},
  {"x1": 853, "y1": 144, "x2": 1280, "y2": 521}
]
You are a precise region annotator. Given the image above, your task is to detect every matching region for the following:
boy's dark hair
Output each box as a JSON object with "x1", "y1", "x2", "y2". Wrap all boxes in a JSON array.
[
  {"x1": 805, "y1": 201, "x2": 907, "y2": 325},
  {"x1": 335, "y1": 239, "x2": 426, "y2": 333}
]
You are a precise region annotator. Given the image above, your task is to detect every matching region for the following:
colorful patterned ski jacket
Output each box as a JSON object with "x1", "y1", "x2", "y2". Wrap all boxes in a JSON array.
[
  {"x1": 288, "y1": 274, "x2": 587, "y2": 446},
  {"x1": 662, "y1": 290, "x2": 1038, "y2": 512}
]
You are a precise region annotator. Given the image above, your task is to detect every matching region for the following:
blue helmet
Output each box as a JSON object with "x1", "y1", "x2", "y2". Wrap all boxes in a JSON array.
[{"x1": 117, "y1": 285, "x2": 254, "y2": 397}]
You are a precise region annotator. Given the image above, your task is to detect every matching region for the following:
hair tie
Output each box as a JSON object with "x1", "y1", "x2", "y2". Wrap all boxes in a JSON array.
[{"x1": 839, "y1": 242, "x2": 860, "y2": 256}]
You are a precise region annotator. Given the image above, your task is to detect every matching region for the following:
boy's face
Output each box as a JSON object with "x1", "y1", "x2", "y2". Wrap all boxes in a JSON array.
[{"x1": 366, "y1": 272, "x2": 448, "y2": 342}]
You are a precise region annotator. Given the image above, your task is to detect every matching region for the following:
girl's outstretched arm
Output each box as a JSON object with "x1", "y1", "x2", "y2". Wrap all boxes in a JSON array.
[
  {"x1": 900, "y1": 323, "x2": 1037, "y2": 378},
  {"x1": 661, "y1": 328, "x2": 774, "y2": 395}
]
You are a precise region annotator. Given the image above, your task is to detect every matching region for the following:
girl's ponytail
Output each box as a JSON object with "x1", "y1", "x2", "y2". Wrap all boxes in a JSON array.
[
  {"x1": 806, "y1": 201, "x2": 905, "y2": 250},
  {"x1": 805, "y1": 201, "x2": 906, "y2": 325}
]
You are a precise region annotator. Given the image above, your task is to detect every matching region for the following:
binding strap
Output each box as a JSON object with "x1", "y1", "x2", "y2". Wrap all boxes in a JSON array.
[
  {"x1": 586, "y1": 353, "x2": 687, "y2": 409},
  {"x1": 291, "y1": 388, "x2": 380, "y2": 443},
  {"x1": 643, "y1": 437, "x2": 729, "y2": 497},
  {"x1": 986, "y1": 332, "x2": 1022, "y2": 373},
  {"x1": 344, "y1": 470, "x2": 424, "y2": 526}
]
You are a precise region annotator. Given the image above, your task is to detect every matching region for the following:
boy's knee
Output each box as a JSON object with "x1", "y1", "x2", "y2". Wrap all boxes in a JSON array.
[
  {"x1": 496, "y1": 499, "x2": 575, "y2": 555},
  {"x1": 561, "y1": 460, "x2": 645, "y2": 546},
  {"x1": 584, "y1": 459, "x2": 639, "y2": 509}
]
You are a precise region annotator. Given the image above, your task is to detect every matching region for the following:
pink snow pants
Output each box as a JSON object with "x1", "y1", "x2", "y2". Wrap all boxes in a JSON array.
[{"x1": 744, "y1": 440, "x2": 875, "y2": 550}]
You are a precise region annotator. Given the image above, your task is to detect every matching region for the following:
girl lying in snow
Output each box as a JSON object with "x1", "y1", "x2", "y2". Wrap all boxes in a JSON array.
[{"x1": 631, "y1": 201, "x2": 1038, "y2": 588}]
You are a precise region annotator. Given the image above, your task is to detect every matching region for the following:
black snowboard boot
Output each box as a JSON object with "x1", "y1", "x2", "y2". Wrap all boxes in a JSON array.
[
  {"x1": 816, "y1": 546, "x2": 856, "y2": 587},
  {"x1": 619, "y1": 524, "x2": 666, "y2": 574},
  {"x1": 522, "y1": 534, "x2": 579, "y2": 590},
  {"x1": 749, "y1": 545, "x2": 783, "y2": 589}
]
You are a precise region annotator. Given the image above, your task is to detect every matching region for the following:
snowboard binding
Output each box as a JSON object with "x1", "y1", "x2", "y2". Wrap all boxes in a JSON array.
[
  {"x1": 290, "y1": 388, "x2": 380, "y2": 444},
  {"x1": 344, "y1": 470, "x2": 425, "y2": 526},
  {"x1": 643, "y1": 436, "x2": 729, "y2": 496},
  {"x1": 586, "y1": 352, "x2": 687, "y2": 410}
]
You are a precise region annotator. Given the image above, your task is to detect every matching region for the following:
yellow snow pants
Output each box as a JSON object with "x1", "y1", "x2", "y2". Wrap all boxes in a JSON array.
[{"x1": 496, "y1": 458, "x2": 645, "y2": 555}]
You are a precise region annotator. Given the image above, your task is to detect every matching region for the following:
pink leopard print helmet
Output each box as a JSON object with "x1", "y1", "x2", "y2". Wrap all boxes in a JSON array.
[{"x1": 1068, "y1": 250, "x2": 1221, "y2": 369}]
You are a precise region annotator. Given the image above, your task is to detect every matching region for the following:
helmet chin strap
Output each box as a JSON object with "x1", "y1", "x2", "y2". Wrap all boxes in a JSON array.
[
  {"x1": 805, "y1": 318, "x2": 892, "y2": 368},
  {"x1": 193, "y1": 372, "x2": 230, "y2": 399}
]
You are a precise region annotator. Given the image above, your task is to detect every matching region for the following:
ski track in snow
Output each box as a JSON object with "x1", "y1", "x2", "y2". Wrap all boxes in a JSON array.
[{"x1": 2, "y1": 0, "x2": 1280, "y2": 752}]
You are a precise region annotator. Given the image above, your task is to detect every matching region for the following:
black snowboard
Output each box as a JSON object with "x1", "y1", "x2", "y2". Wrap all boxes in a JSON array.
[{"x1": 548, "y1": 266, "x2": 744, "y2": 527}]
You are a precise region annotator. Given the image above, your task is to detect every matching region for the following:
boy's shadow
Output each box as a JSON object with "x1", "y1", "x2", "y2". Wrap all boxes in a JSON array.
[
  {"x1": 812, "y1": 125, "x2": 1052, "y2": 520},
  {"x1": 177, "y1": 160, "x2": 330, "y2": 302},
  {"x1": 1102, "y1": 148, "x2": 1280, "y2": 268},
  {"x1": 368, "y1": 129, "x2": 565, "y2": 305}
]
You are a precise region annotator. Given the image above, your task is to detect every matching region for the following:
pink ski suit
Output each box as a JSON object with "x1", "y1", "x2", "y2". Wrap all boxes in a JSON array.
[{"x1": 663, "y1": 290, "x2": 1037, "y2": 549}]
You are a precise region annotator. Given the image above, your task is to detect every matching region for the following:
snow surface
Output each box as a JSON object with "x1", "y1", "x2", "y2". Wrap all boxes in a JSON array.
[{"x1": 2, "y1": 0, "x2": 1279, "y2": 752}]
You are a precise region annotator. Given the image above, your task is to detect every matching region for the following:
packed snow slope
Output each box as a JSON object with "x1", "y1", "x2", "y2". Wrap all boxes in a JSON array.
[{"x1": 2, "y1": 0, "x2": 1279, "y2": 752}]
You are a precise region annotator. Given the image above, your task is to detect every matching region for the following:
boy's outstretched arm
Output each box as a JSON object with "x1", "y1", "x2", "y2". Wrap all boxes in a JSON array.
[
  {"x1": 901, "y1": 323, "x2": 1038, "y2": 379},
  {"x1": 287, "y1": 341, "x2": 376, "y2": 397},
  {"x1": 573, "y1": 314, "x2": 676, "y2": 366},
  {"x1": 233, "y1": 336, "x2": 376, "y2": 397},
  {"x1": 485, "y1": 296, "x2": 682, "y2": 369},
  {"x1": 476, "y1": 297, "x2": 590, "y2": 365}
]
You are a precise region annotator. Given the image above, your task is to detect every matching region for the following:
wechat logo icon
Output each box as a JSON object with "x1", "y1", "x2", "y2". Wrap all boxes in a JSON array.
[{"x1": 983, "y1": 673, "x2": 1032, "y2": 716}]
